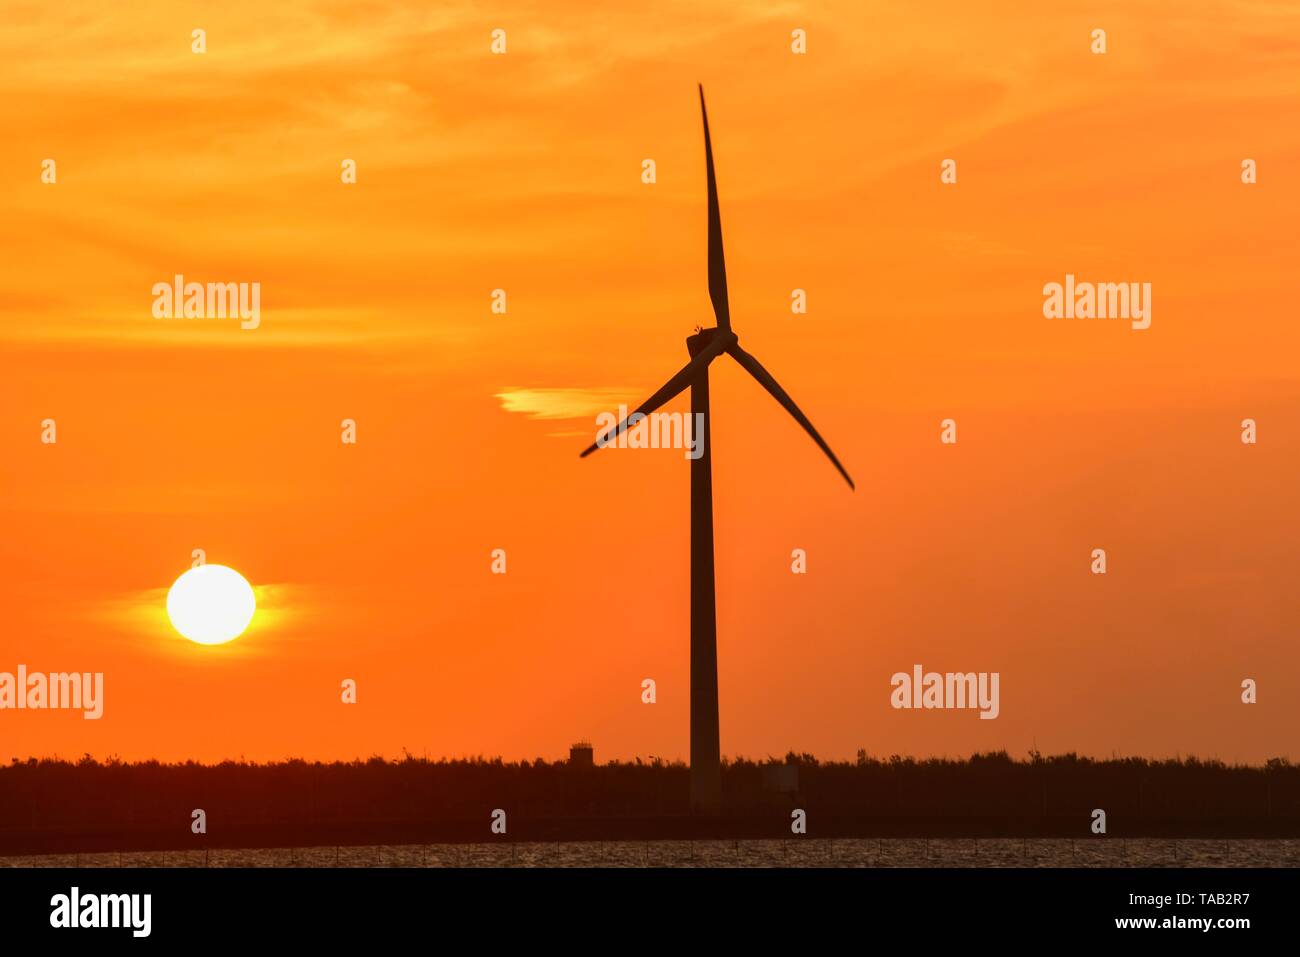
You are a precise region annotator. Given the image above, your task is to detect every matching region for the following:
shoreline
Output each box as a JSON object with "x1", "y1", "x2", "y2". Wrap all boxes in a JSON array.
[
  {"x1": 6, "y1": 814, "x2": 1300, "y2": 858},
  {"x1": 6, "y1": 837, "x2": 1299, "y2": 868}
]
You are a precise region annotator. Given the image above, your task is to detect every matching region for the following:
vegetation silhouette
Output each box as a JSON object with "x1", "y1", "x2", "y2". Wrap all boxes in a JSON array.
[{"x1": 2, "y1": 750, "x2": 1297, "y2": 855}]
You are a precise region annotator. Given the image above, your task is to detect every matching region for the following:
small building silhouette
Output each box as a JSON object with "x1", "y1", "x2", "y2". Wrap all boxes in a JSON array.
[{"x1": 569, "y1": 741, "x2": 594, "y2": 767}]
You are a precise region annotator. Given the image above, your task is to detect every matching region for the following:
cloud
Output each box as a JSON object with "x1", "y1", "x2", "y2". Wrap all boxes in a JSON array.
[{"x1": 494, "y1": 387, "x2": 636, "y2": 420}]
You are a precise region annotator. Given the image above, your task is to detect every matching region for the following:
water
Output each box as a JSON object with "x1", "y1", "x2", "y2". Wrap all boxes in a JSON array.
[{"x1": 3, "y1": 838, "x2": 1297, "y2": 867}]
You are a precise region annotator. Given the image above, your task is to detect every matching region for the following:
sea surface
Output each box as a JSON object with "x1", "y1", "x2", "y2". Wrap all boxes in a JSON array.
[{"x1": 3, "y1": 838, "x2": 1298, "y2": 867}]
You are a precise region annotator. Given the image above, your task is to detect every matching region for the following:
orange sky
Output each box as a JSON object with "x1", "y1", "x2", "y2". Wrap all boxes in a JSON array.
[{"x1": 3, "y1": 1, "x2": 1299, "y2": 764}]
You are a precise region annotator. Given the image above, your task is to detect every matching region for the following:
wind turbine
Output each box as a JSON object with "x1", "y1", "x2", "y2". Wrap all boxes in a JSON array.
[{"x1": 580, "y1": 86, "x2": 854, "y2": 810}]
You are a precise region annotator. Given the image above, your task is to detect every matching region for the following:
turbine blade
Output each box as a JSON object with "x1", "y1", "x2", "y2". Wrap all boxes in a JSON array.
[
  {"x1": 579, "y1": 335, "x2": 729, "y2": 457},
  {"x1": 727, "y1": 343, "x2": 855, "y2": 490},
  {"x1": 699, "y1": 85, "x2": 730, "y2": 331}
]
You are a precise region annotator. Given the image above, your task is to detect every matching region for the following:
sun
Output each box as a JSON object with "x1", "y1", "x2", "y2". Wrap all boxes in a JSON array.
[{"x1": 166, "y1": 564, "x2": 256, "y2": 645}]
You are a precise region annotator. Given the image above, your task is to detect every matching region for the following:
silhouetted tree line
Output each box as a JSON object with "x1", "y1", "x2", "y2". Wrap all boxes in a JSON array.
[{"x1": 2, "y1": 750, "x2": 1297, "y2": 853}]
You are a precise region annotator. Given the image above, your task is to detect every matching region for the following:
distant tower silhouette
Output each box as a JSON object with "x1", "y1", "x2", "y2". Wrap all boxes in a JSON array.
[
  {"x1": 569, "y1": 741, "x2": 594, "y2": 768},
  {"x1": 581, "y1": 87, "x2": 854, "y2": 811}
]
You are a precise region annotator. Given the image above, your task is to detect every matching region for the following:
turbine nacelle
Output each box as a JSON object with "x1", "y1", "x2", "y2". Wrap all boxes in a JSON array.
[{"x1": 686, "y1": 326, "x2": 736, "y2": 360}]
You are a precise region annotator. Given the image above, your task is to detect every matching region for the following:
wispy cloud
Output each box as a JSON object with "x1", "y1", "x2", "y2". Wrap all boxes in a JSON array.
[{"x1": 495, "y1": 386, "x2": 636, "y2": 420}]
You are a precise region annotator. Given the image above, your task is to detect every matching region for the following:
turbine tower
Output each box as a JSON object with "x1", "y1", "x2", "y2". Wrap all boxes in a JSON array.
[{"x1": 581, "y1": 86, "x2": 854, "y2": 810}]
